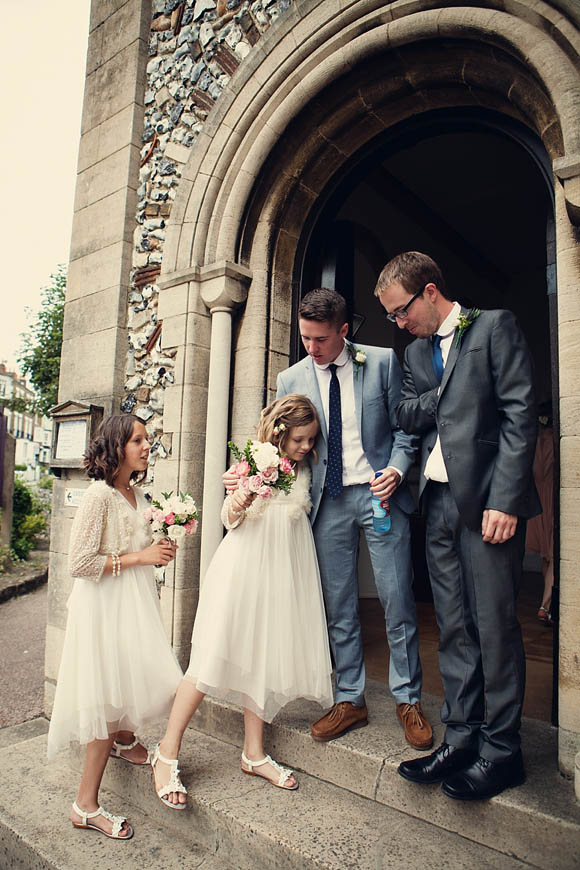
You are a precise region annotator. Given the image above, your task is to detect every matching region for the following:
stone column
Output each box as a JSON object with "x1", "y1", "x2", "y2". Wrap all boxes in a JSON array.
[
  {"x1": 199, "y1": 262, "x2": 251, "y2": 579},
  {"x1": 553, "y1": 166, "x2": 580, "y2": 777},
  {"x1": 45, "y1": 0, "x2": 151, "y2": 715}
]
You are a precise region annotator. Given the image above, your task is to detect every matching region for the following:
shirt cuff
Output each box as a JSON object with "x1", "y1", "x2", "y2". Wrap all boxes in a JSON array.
[{"x1": 387, "y1": 465, "x2": 405, "y2": 483}]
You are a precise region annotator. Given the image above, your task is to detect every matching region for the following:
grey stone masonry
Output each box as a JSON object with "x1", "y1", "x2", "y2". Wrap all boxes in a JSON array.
[{"x1": 124, "y1": 0, "x2": 294, "y2": 466}]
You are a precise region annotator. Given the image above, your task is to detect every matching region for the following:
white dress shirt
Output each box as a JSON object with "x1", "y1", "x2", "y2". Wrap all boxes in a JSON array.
[
  {"x1": 313, "y1": 342, "x2": 403, "y2": 486},
  {"x1": 424, "y1": 302, "x2": 461, "y2": 483}
]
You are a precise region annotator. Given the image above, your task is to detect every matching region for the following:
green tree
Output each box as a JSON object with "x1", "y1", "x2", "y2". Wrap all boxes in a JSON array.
[{"x1": 18, "y1": 265, "x2": 66, "y2": 414}]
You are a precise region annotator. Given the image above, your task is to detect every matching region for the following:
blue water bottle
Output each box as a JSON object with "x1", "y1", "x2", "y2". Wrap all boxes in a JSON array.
[{"x1": 372, "y1": 471, "x2": 391, "y2": 533}]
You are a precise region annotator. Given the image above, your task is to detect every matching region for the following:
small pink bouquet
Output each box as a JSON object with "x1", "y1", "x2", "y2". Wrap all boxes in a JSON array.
[
  {"x1": 228, "y1": 439, "x2": 295, "y2": 499},
  {"x1": 143, "y1": 491, "x2": 199, "y2": 542}
]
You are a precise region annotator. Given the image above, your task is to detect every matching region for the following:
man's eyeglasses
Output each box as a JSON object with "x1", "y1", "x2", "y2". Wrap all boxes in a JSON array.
[{"x1": 385, "y1": 285, "x2": 426, "y2": 323}]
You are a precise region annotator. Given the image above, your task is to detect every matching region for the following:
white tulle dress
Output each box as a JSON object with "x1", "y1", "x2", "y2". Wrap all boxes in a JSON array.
[
  {"x1": 47, "y1": 481, "x2": 182, "y2": 758},
  {"x1": 184, "y1": 465, "x2": 333, "y2": 722}
]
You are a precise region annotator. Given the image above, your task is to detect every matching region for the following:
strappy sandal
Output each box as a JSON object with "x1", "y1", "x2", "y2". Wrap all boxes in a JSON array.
[
  {"x1": 150, "y1": 743, "x2": 188, "y2": 810},
  {"x1": 110, "y1": 737, "x2": 150, "y2": 765},
  {"x1": 241, "y1": 751, "x2": 298, "y2": 790},
  {"x1": 71, "y1": 801, "x2": 133, "y2": 840}
]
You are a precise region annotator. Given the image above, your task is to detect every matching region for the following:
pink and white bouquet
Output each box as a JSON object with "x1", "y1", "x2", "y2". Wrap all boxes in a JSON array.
[
  {"x1": 143, "y1": 490, "x2": 199, "y2": 543},
  {"x1": 228, "y1": 439, "x2": 295, "y2": 499}
]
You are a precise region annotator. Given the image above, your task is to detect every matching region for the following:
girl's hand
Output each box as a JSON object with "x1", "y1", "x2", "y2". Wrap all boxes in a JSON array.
[
  {"x1": 222, "y1": 466, "x2": 240, "y2": 494},
  {"x1": 140, "y1": 540, "x2": 176, "y2": 566},
  {"x1": 231, "y1": 489, "x2": 256, "y2": 513}
]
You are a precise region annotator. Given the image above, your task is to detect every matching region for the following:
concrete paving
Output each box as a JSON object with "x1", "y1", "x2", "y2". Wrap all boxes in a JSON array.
[
  {"x1": 0, "y1": 584, "x2": 47, "y2": 727},
  {"x1": 3, "y1": 730, "x2": 532, "y2": 870}
]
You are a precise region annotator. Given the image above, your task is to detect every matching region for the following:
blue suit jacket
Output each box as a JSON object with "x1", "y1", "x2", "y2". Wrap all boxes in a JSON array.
[{"x1": 276, "y1": 342, "x2": 417, "y2": 524}]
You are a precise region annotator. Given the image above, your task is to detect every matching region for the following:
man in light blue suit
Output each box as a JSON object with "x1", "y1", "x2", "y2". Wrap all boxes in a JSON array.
[{"x1": 276, "y1": 288, "x2": 432, "y2": 747}]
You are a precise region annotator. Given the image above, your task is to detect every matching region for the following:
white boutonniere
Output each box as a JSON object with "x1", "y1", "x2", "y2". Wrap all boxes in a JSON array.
[
  {"x1": 454, "y1": 308, "x2": 481, "y2": 348},
  {"x1": 348, "y1": 343, "x2": 366, "y2": 378}
]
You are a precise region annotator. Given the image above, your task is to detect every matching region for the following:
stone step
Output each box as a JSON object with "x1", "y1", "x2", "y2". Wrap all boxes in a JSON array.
[
  {"x1": 187, "y1": 680, "x2": 580, "y2": 870},
  {"x1": 76, "y1": 728, "x2": 531, "y2": 870},
  {"x1": 0, "y1": 730, "x2": 230, "y2": 870}
]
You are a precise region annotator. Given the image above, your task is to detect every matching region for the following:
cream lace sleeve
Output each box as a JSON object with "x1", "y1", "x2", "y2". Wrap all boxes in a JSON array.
[
  {"x1": 220, "y1": 493, "x2": 245, "y2": 530},
  {"x1": 68, "y1": 487, "x2": 109, "y2": 581}
]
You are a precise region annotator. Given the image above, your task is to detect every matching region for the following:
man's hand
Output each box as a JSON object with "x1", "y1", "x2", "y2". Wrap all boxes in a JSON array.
[
  {"x1": 481, "y1": 509, "x2": 517, "y2": 544},
  {"x1": 369, "y1": 467, "x2": 402, "y2": 500},
  {"x1": 222, "y1": 466, "x2": 239, "y2": 494}
]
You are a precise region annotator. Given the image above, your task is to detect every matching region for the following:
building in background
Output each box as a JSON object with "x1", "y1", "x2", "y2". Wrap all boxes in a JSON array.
[{"x1": 0, "y1": 363, "x2": 52, "y2": 482}]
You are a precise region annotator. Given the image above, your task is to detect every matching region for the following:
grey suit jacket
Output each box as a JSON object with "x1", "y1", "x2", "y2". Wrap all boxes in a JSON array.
[
  {"x1": 397, "y1": 308, "x2": 541, "y2": 531},
  {"x1": 276, "y1": 342, "x2": 417, "y2": 524}
]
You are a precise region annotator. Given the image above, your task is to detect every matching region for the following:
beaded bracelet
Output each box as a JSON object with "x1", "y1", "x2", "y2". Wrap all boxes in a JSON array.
[{"x1": 111, "y1": 553, "x2": 121, "y2": 576}]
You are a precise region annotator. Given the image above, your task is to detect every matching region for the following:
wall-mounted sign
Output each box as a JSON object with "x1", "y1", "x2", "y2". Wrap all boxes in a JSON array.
[
  {"x1": 56, "y1": 420, "x2": 88, "y2": 461},
  {"x1": 64, "y1": 487, "x2": 86, "y2": 508},
  {"x1": 49, "y1": 401, "x2": 103, "y2": 472}
]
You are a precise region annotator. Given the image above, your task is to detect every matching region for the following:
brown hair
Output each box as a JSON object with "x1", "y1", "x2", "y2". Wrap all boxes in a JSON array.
[
  {"x1": 374, "y1": 251, "x2": 450, "y2": 300},
  {"x1": 83, "y1": 414, "x2": 146, "y2": 486},
  {"x1": 256, "y1": 394, "x2": 319, "y2": 459},
  {"x1": 298, "y1": 288, "x2": 348, "y2": 329}
]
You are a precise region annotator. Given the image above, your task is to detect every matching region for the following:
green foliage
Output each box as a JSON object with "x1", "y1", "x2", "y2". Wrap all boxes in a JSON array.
[
  {"x1": 38, "y1": 474, "x2": 54, "y2": 491},
  {"x1": 0, "y1": 545, "x2": 12, "y2": 574},
  {"x1": 14, "y1": 464, "x2": 27, "y2": 471},
  {"x1": 11, "y1": 478, "x2": 47, "y2": 561},
  {"x1": 18, "y1": 265, "x2": 66, "y2": 415}
]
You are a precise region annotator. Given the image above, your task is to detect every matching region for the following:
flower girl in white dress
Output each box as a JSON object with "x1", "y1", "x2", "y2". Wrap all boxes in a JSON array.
[
  {"x1": 47, "y1": 414, "x2": 182, "y2": 840},
  {"x1": 151, "y1": 395, "x2": 333, "y2": 807}
]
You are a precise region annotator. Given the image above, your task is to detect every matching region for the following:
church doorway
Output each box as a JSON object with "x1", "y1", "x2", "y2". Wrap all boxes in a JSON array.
[{"x1": 297, "y1": 107, "x2": 557, "y2": 724}]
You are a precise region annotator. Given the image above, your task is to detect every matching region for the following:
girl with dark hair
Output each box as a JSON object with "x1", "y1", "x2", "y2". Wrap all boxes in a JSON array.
[
  {"x1": 150, "y1": 395, "x2": 332, "y2": 805},
  {"x1": 47, "y1": 414, "x2": 182, "y2": 840}
]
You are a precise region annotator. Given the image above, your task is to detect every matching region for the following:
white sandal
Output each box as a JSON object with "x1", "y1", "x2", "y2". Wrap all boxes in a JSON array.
[
  {"x1": 71, "y1": 801, "x2": 133, "y2": 840},
  {"x1": 110, "y1": 737, "x2": 150, "y2": 765},
  {"x1": 241, "y1": 752, "x2": 298, "y2": 790},
  {"x1": 150, "y1": 743, "x2": 188, "y2": 810}
]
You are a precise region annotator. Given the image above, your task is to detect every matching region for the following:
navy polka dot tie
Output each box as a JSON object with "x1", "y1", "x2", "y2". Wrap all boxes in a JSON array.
[
  {"x1": 432, "y1": 334, "x2": 443, "y2": 383},
  {"x1": 327, "y1": 363, "x2": 343, "y2": 499}
]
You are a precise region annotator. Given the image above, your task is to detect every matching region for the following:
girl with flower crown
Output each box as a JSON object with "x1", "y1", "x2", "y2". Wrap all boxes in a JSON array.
[
  {"x1": 47, "y1": 414, "x2": 182, "y2": 840},
  {"x1": 150, "y1": 394, "x2": 333, "y2": 804}
]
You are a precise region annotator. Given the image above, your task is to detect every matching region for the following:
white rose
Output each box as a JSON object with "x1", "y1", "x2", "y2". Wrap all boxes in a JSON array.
[
  {"x1": 167, "y1": 524, "x2": 187, "y2": 542},
  {"x1": 251, "y1": 441, "x2": 280, "y2": 471},
  {"x1": 355, "y1": 351, "x2": 366, "y2": 364}
]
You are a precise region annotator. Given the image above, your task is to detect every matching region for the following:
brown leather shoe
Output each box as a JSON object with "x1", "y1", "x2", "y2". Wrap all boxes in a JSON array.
[
  {"x1": 396, "y1": 702, "x2": 433, "y2": 750},
  {"x1": 311, "y1": 702, "x2": 368, "y2": 742}
]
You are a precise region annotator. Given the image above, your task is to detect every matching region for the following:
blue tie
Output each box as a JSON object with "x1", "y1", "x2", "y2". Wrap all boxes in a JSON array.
[
  {"x1": 327, "y1": 363, "x2": 343, "y2": 498},
  {"x1": 432, "y1": 335, "x2": 443, "y2": 384}
]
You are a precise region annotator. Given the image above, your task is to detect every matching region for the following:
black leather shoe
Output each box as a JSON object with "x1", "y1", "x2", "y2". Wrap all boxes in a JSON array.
[
  {"x1": 441, "y1": 750, "x2": 525, "y2": 800},
  {"x1": 398, "y1": 742, "x2": 477, "y2": 784}
]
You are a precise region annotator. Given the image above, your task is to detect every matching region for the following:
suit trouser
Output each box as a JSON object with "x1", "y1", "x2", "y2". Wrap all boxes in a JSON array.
[
  {"x1": 313, "y1": 484, "x2": 422, "y2": 707},
  {"x1": 424, "y1": 482, "x2": 526, "y2": 762}
]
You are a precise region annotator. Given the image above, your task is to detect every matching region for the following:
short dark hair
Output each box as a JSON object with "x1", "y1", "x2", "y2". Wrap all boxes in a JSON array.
[
  {"x1": 83, "y1": 414, "x2": 146, "y2": 486},
  {"x1": 298, "y1": 288, "x2": 348, "y2": 329},
  {"x1": 374, "y1": 252, "x2": 450, "y2": 300}
]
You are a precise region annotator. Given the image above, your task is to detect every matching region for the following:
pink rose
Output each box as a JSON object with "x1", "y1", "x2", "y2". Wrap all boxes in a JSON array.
[
  {"x1": 235, "y1": 460, "x2": 251, "y2": 477},
  {"x1": 279, "y1": 456, "x2": 293, "y2": 474},
  {"x1": 185, "y1": 518, "x2": 198, "y2": 535},
  {"x1": 239, "y1": 477, "x2": 251, "y2": 495},
  {"x1": 143, "y1": 507, "x2": 153, "y2": 523},
  {"x1": 153, "y1": 508, "x2": 165, "y2": 523},
  {"x1": 258, "y1": 485, "x2": 273, "y2": 499},
  {"x1": 165, "y1": 512, "x2": 176, "y2": 525},
  {"x1": 261, "y1": 466, "x2": 279, "y2": 484},
  {"x1": 248, "y1": 473, "x2": 264, "y2": 493}
]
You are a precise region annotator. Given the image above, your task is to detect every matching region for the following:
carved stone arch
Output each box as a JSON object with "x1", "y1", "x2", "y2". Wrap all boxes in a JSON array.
[{"x1": 163, "y1": 0, "x2": 580, "y2": 282}]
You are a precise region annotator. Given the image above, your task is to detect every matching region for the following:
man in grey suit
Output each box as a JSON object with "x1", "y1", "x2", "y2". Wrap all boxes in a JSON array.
[
  {"x1": 376, "y1": 251, "x2": 540, "y2": 800},
  {"x1": 276, "y1": 288, "x2": 432, "y2": 747}
]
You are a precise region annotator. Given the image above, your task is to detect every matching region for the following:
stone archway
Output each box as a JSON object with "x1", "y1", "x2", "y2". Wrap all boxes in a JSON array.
[{"x1": 160, "y1": 0, "x2": 580, "y2": 774}]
